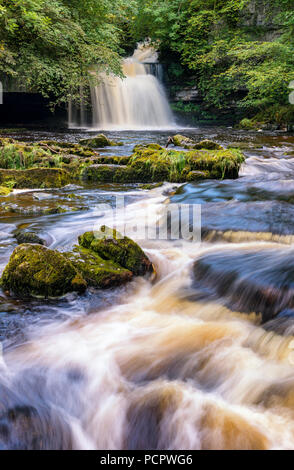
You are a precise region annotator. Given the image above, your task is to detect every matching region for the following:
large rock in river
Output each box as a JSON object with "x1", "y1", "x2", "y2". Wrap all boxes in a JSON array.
[
  {"x1": 79, "y1": 226, "x2": 153, "y2": 276},
  {"x1": 79, "y1": 134, "x2": 122, "y2": 148},
  {"x1": 172, "y1": 135, "x2": 223, "y2": 150},
  {"x1": 65, "y1": 246, "x2": 133, "y2": 288},
  {"x1": 0, "y1": 228, "x2": 153, "y2": 298},
  {"x1": 0, "y1": 244, "x2": 86, "y2": 298},
  {"x1": 193, "y1": 247, "x2": 294, "y2": 323}
]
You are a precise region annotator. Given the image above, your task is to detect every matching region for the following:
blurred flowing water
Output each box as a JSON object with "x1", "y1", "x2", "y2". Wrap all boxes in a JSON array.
[{"x1": 0, "y1": 128, "x2": 294, "y2": 449}]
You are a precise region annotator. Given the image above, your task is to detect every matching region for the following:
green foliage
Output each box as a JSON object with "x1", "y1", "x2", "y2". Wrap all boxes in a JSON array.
[
  {"x1": 1, "y1": 0, "x2": 293, "y2": 121},
  {"x1": 0, "y1": 0, "x2": 137, "y2": 106}
]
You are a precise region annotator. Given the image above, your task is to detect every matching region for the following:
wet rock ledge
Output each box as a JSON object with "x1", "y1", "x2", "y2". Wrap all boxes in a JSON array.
[{"x1": 0, "y1": 134, "x2": 245, "y2": 191}]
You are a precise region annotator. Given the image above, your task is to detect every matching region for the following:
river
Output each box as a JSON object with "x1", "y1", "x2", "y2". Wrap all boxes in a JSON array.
[{"x1": 0, "y1": 127, "x2": 294, "y2": 450}]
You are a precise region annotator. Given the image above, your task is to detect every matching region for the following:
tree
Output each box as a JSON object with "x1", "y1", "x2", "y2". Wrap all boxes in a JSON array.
[{"x1": 0, "y1": 0, "x2": 136, "y2": 106}]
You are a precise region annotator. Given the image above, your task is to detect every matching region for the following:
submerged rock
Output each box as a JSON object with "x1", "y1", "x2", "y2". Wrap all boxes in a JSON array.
[
  {"x1": 0, "y1": 244, "x2": 86, "y2": 298},
  {"x1": 79, "y1": 226, "x2": 153, "y2": 276},
  {"x1": 193, "y1": 248, "x2": 294, "y2": 322},
  {"x1": 65, "y1": 246, "x2": 133, "y2": 288},
  {"x1": 79, "y1": 134, "x2": 122, "y2": 148},
  {"x1": 14, "y1": 230, "x2": 45, "y2": 246}
]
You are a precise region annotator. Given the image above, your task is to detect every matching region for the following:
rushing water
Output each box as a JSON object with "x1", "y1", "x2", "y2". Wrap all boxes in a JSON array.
[{"x1": 1, "y1": 128, "x2": 294, "y2": 449}]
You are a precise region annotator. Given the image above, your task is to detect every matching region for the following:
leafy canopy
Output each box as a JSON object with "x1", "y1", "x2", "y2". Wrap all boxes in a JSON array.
[{"x1": 0, "y1": 0, "x2": 136, "y2": 105}]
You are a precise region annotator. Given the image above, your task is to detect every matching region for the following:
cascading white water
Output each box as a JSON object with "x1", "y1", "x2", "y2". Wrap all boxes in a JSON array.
[{"x1": 90, "y1": 43, "x2": 175, "y2": 130}]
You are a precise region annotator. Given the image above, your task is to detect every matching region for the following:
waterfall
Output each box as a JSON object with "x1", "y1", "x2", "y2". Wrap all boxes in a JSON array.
[
  {"x1": 90, "y1": 43, "x2": 175, "y2": 130},
  {"x1": 68, "y1": 86, "x2": 88, "y2": 129}
]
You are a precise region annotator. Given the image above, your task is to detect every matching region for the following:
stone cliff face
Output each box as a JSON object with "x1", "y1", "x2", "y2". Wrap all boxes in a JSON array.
[
  {"x1": 240, "y1": 0, "x2": 280, "y2": 27},
  {"x1": 238, "y1": 0, "x2": 283, "y2": 40}
]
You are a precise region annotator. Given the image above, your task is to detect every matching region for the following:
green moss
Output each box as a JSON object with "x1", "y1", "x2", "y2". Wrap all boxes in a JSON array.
[
  {"x1": 93, "y1": 155, "x2": 130, "y2": 165},
  {"x1": 0, "y1": 244, "x2": 86, "y2": 298},
  {"x1": 81, "y1": 164, "x2": 120, "y2": 182},
  {"x1": 64, "y1": 245, "x2": 133, "y2": 288},
  {"x1": 79, "y1": 226, "x2": 153, "y2": 276},
  {"x1": 238, "y1": 106, "x2": 294, "y2": 131},
  {"x1": 39, "y1": 140, "x2": 96, "y2": 158},
  {"x1": 186, "y1": 170, "x2": 210, "y2": 181},
  {"x1": 192, "y1": 140, "x2": 223, "y2": 150},
  {"x1": 67, "y1": 193, "x2": 83, "y2": 200},
  {"x1": 81, "y1": 164, "x2": 144, "y2": 184},
  {"x1": 0, "y1": 128, "x2": 28, "y2": 134},
  {"x1": 0, "y1": 186, "x2": 11, "y2": 196},
  {"x1": 238, "y1": 118, "x2": 258, "y2": 130},
  {"x1": 171, "y1": 135, "x2": 223, "y2": 151},
  {"x1": 0, "y1": 142, "x2": 53, "y2": 169},
  {"x1": 113, "y1": 166, "x2": 142, "y2": 183},
  {"x1": 186, "y1": 148, "x2": 245, "y2": 179},
  {"x1": 43, "y1": 206, "x2": 68, "y2": 215},
  {"x1": 0, "y1": 168, "x2": 71, "y2": 189},
  {"x1": 139, "y1": 182, "x2": 164, "y2": 190},
  {"x1": 172, "y1": 135, "x2": 195, "y2": 147},
  {"x1": 79, "y1": 134, "x2": 123, "y2": 148},
  {"x1": 129, "y1": 144, "x2": 244, "y2": 181}
]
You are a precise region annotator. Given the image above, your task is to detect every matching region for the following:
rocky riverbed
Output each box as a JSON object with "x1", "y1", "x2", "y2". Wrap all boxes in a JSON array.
[{"x1": 0, "y1": 126, "x2": 293, "y2": 449}]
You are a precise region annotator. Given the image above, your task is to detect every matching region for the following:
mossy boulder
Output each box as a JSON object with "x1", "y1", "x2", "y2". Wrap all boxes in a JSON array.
[
  {"x1": 171, "y1": 136, "x2": 223, "y2": 151},
  {"x1": 186, "y1": 148, "x2": 244, "y2": 179},
  {"x1": 38, "y1": 140, "x2": 96, "y2": 158},
  {"x1": 79, "y1": 134, "x2": 122, "y2": 148},
  {"x1": 0, "y1": 168, "x2": 71, "y2": 189},
  {"x1": 79, "y1": 226, "x2": 153, "y2": 276},
  {"x1": 129, "y1": 144, "x2": 244, "y2": 181},
  {"x1": 191, "y1": 140, "x2": 223, "y2": 150},
  {"x1": 0, "y1": 244, "x2": 87, "y2": 298},
  {"x1": 81, "y1": 164, "x2": 143, "y2": 184},
  {"x1": 65, "y1": 246, "x2": 133, "y2": 288},
  {"x1": 14, "y1": 230, "x2": 45, "y2": 246},
  {"x1": 93, "y1": 155, "x2": 130, "y2": 165},
  {"x1": 238, "y1": 118, "x2": 259, "y2": 130},
  {"x1": 172, "y1": 135, "x2": 195, "y2": 147},
  {"x1": 81, "y1": 164, "x2": 123, "y2": 182}
]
